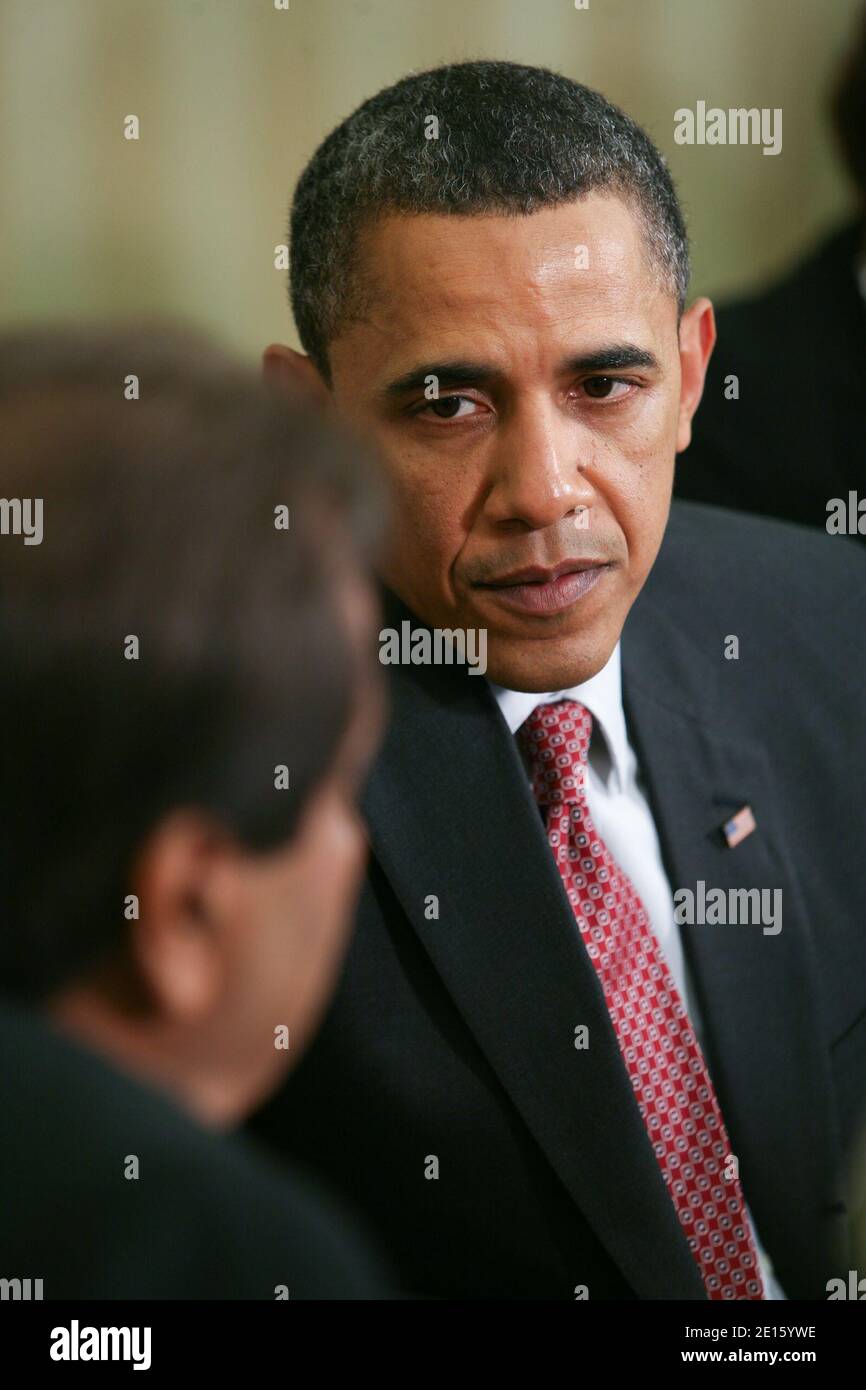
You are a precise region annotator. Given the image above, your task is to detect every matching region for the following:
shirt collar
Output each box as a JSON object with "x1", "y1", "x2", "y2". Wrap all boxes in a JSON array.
[{"x1": 489, "y1": 641, "x2": 629, "y2": 793}]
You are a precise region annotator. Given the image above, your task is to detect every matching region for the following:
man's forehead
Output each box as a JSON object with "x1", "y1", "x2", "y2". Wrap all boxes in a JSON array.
[
  {"x1": 362, "y1": 196, "x2": 654, "y2": 300},
  {"x1": 340, "y1": 196, "x2": 670, "y2": 375}
]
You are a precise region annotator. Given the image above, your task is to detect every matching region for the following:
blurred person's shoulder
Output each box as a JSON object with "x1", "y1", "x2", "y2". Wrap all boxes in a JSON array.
[
  {"x1": 675, "y1": 222, "x2": 866, "y2": 520},
  {"x1": 713, "y1": 219, "x2": 865, "y2": 349},
  {"x1": 0, "y1": 998, "x2": 393, "y2": 1300}
]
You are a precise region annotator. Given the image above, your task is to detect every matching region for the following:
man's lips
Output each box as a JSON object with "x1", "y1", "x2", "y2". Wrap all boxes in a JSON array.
[
  {"x1": 480, "y1": 558, "x2": 609, "y2": 586},
  {"x1": 473, "y1": 559, "x2": 611, "y2": 615}
]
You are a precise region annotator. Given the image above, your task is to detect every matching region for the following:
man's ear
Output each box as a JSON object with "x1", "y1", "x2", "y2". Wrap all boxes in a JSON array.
[
  {"x1": 262, "y1": 342, "x2": 331, "y2": 410},
  {"x1": 126, "y1": 812, "x2": 239, "y2": 1023},
  {"x1": 676, "y1": 297, "x2": 716, "y2": 454}
]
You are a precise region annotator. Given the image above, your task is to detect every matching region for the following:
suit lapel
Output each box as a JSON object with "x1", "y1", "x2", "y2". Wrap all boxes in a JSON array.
[
  {"x1": 621, "y1": 594, "x2": 847, "y2": 1298},
  {"x1": 364, "y1": 592, "x2": 706, "y2": 1298},
  {"x1": 364, "y1": 582, "x2": 845, "y2": 1298}
]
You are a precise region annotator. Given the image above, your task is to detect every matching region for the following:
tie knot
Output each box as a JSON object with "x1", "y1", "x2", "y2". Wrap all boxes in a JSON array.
[{"x1": 516, "y1": 699, "x2": 592, "y2": 805}]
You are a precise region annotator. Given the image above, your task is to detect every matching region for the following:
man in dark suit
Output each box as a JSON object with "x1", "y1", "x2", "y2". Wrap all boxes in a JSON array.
[
  {"x1": 254, "y1": 60, "x2": 866, "y2": 1299},
  {"x1": 675, "y1": 9, "x2": 866, "y2": 533},
  {"x1": 674, "y1": 221, "x2": 866, "y2": 533},
  {"x1": 0, "y1": 326, "x2": 391, "y2": 1298}
]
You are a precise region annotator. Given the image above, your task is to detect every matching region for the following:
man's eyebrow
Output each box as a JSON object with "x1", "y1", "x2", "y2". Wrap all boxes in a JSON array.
[
  {"x1": 380, "y1": 344, "x2": 659, "y2": 398},
  {"x1": 559, "y1": 344, "x2": 660, "y2": 373}
]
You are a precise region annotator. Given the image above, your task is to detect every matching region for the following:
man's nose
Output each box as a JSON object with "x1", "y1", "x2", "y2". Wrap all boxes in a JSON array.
[{"x1": 483, "y1": 399, "x2": 596, "y2": 530}]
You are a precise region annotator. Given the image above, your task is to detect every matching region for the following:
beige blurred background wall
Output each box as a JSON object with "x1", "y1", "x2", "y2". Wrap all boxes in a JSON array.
[{"x1": 0, "y1": 0, "x2": 862, "y2": 363}]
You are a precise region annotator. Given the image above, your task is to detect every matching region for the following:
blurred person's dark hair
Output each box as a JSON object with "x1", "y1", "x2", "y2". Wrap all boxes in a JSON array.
[
  {"x1": 832, "y1": 3, "x2": 866, "y2": 203},
  {"x1": 288, "y1": 59, "x2": 690, "y2": 387},
  {"x1": 0, "y1": 323, "x2": 384, "y2": 1002}
]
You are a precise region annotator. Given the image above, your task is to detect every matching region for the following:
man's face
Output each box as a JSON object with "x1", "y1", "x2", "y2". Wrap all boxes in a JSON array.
[{"x1": 325, "y1": 194, "x2": 710, "y2": 690}]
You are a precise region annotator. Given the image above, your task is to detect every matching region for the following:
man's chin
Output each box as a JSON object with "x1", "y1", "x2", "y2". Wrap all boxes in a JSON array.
[{"x1": 484, "y1": 628, "x2": 618, "y2": 693}]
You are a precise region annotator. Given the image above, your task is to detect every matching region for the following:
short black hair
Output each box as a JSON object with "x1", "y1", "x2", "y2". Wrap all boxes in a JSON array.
[
  {"x1": 0, "y1": 324, "x2": 384, "y2": 1001},
  {"x1": 289, "y1": 59, "x2": 690, "y2": 386}
]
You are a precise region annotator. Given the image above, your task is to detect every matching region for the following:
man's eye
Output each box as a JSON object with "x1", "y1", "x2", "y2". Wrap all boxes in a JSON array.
[
  {"x1": 582, "y1": 376, "x2": 631, "y2": 400},
  {"x1": 420, "y1": 395, "x2": 479, "y2": 419}
]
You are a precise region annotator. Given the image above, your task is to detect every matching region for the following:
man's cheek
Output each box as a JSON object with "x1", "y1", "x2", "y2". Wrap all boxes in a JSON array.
[
  {"x1": 615, "y1": 424, "x2": 676, "y2": 507},
  {"x1": 389, "y1": 483, "x2": 457, "y2": 554},
  {"x1": 381, "y1": 510, "x2": 450, "y2": 595}
]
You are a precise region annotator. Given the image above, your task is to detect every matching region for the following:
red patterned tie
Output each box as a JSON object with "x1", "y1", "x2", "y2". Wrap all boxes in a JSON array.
[{"x1": 517, "y1": 699, "x2": 764, "y2": 1300}]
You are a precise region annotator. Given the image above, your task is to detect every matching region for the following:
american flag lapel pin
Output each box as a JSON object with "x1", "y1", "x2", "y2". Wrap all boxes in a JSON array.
[{"x1": 723, "y1": 804, "x2": 756, "y2": 848}]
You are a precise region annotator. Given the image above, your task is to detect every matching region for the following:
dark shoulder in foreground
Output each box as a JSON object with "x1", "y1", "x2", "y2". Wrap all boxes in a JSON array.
[{"x1": 0, "y1": 998, "x2": 393, "y2": 1299}]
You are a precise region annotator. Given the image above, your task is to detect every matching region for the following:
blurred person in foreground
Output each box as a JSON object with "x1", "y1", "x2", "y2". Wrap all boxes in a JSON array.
[
  {"x1": 675, "y1": 4, "x2": 866, "y2": 533},
  {"x1": 0, "y1": 325, "x2": 390, "y2": 1299}
]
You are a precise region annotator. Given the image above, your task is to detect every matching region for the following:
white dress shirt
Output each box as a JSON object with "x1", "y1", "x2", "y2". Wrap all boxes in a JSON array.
[{"x1": 490, "y1": 640, "x2": 785, "y2": 1300}]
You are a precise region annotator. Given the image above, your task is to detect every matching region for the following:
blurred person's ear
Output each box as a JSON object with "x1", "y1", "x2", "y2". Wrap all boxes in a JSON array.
[
  {"x1": 128, "y1": 811, "x2": 241, "y2": 1021},
  {"x1": 262, "y1": 343, "x2": 331, "y2": 409},
  {"x1": 675, "y1": 297, "x2": 716, "y2": 454},
  {"x1": 129, "y1": 571, "x2": 384, "y2": 1115}
]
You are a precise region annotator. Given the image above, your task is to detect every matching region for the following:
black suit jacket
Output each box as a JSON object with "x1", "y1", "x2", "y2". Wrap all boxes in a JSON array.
[
  {"x1": 0, "y1": 1000, "x2": 390, "y2": 1298},
  {"x1": 675, "y1": 220, "x2": 866, "y2": 534},
  {"x1": 249, "y1": 500, "x2": 866, "y2": 1300}
]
